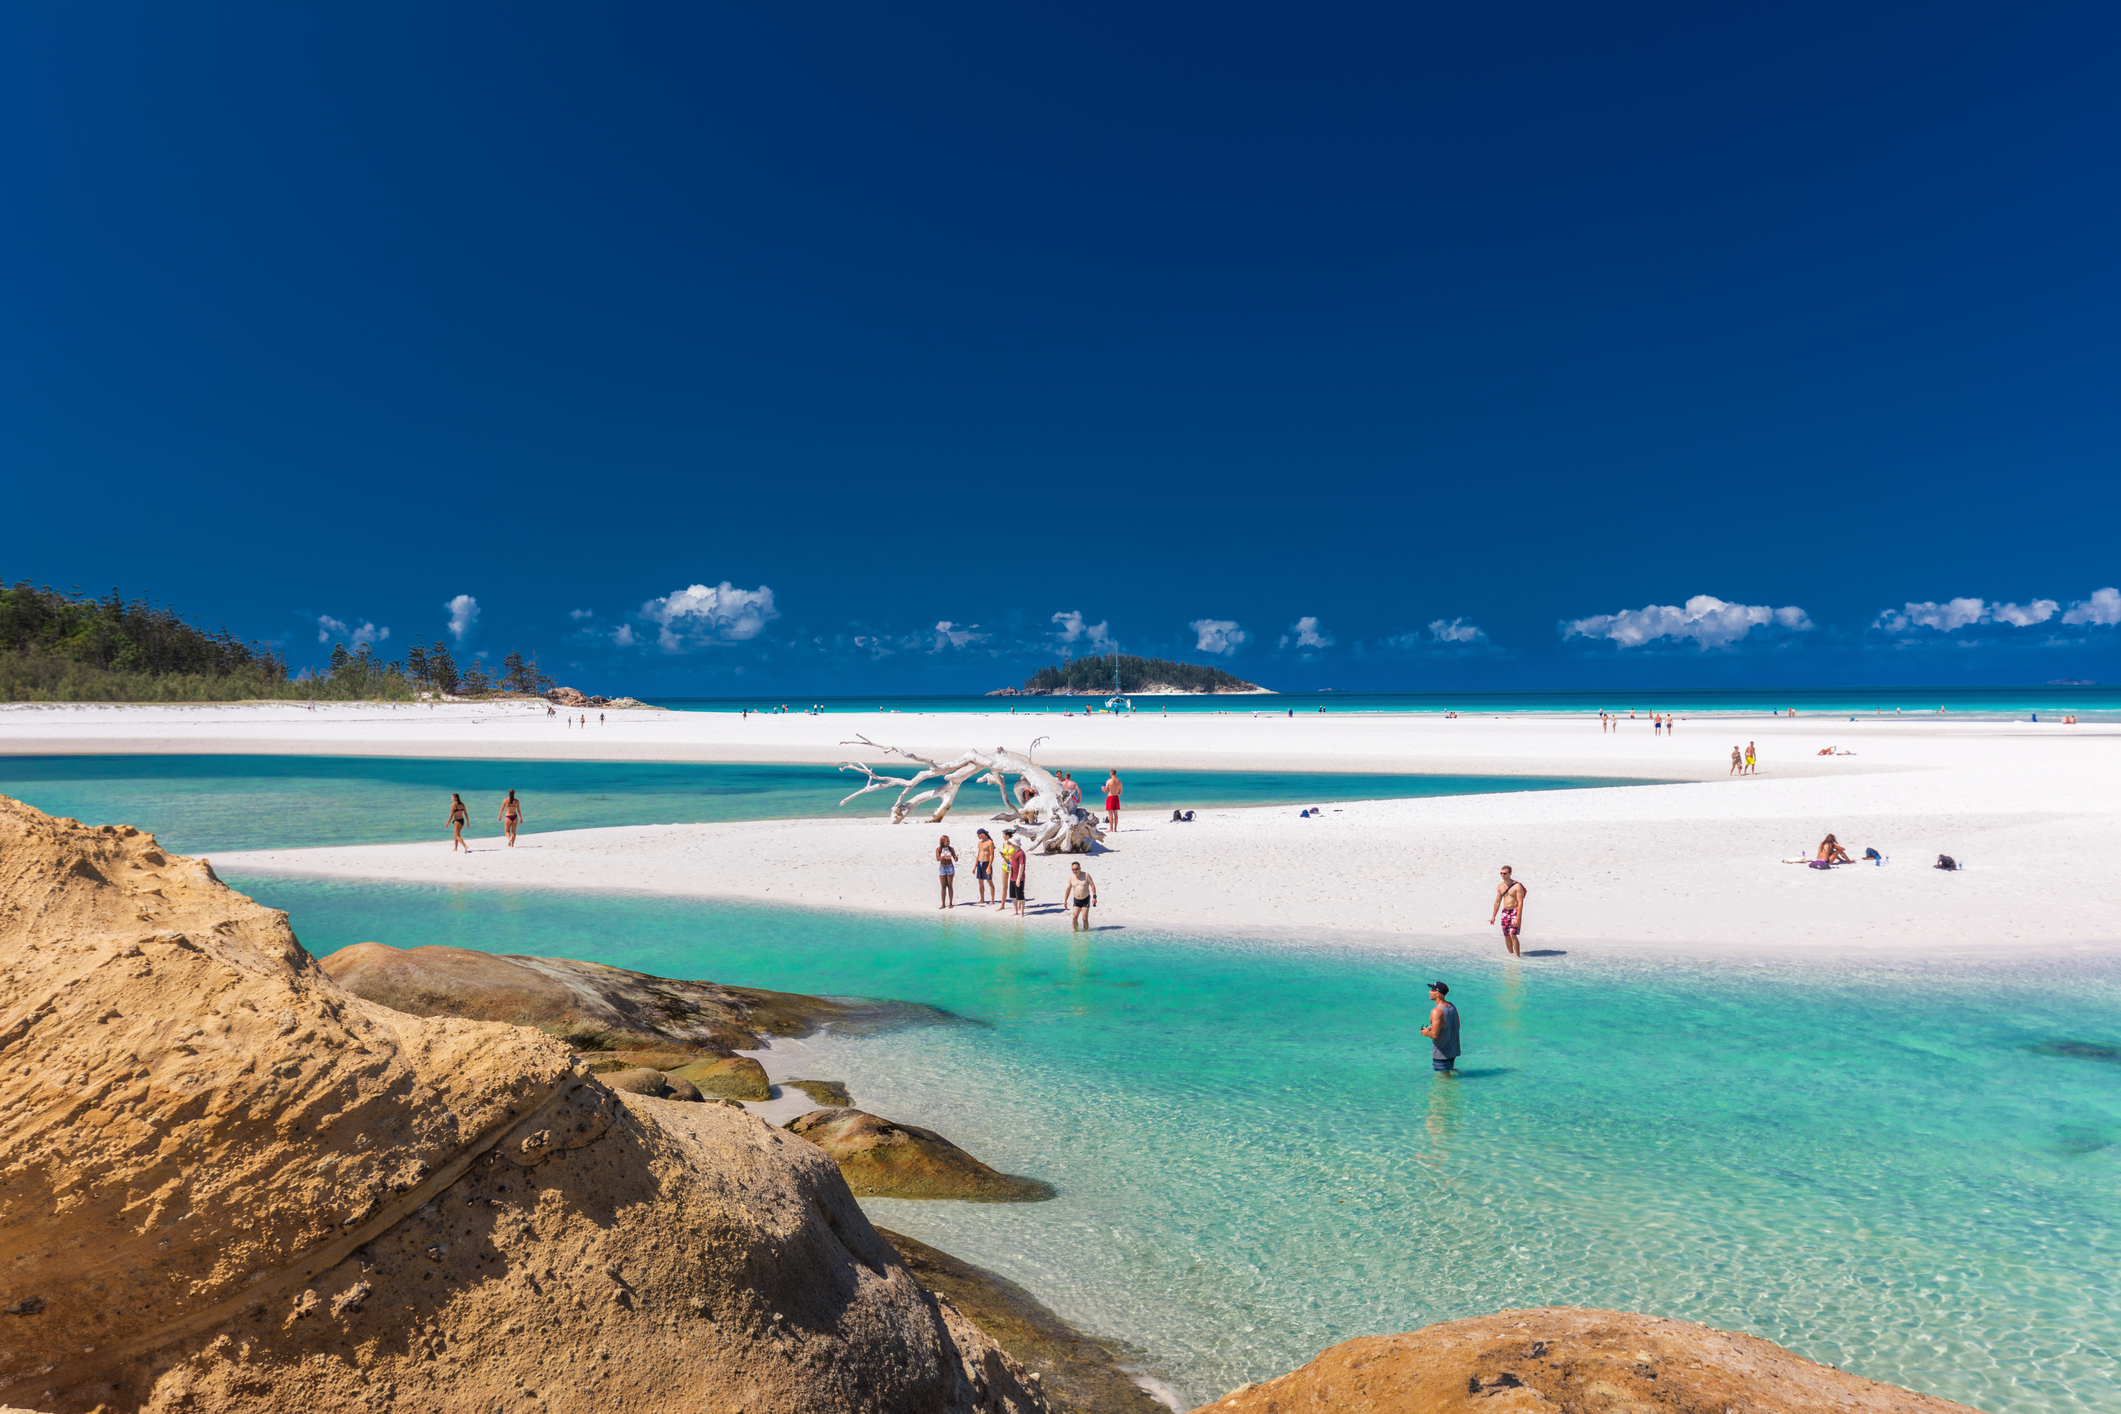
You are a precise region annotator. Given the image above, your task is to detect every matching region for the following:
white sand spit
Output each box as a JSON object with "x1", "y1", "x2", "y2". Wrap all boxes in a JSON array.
[{"x1": 29, "y1": 705, "x2": 2093, "y2": 956}]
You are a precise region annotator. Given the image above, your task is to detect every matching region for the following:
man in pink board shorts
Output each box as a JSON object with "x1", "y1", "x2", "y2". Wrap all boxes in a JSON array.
[{"x1": 1489, "y1": 865, "x2": 1526, "y2": 957}]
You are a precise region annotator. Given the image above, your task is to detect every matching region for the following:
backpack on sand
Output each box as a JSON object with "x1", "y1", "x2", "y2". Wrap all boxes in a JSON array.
[{"x1": 1934, "y1": 855, "x2": 1959, "y2": 871}]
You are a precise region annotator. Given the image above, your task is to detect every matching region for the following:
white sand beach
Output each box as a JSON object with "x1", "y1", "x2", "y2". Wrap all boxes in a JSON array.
[{"x1": 8, "y1": 701, "x2": 2114, "y2": 955}]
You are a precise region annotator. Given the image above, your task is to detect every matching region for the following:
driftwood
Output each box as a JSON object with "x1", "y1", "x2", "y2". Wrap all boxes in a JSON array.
[{"x1": 837, "y1": 736, "x2": 1104, "y2": 854}]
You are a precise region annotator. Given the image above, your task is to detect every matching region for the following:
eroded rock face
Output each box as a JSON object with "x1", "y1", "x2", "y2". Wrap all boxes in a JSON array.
[
  {"x1": 1192, "y1": 1307, "x2": 1985, "y2": 1414},
  {"x1": 787, "y1": 1109, "x2": 1056, "y2": 1202},
  {"x1": 0, "y1": 796, "x2": 1047, "y2": 1414}
]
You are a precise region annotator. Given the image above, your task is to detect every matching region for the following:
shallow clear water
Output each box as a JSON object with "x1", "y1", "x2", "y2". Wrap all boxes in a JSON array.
[
  {"x1": 0, "y1": 754, "x2": 1638, "y2": 855},
  {"x1": 233, "y1": 875, "x2": 2121, "y2": 1414}
]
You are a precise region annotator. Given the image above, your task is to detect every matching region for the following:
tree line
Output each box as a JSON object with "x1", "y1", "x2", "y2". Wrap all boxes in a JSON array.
[
  {"x1": 1, "y1": 581, "x2": 554, "y2": 702},
  {"x1": 1018, "y1": 653, "x2": 1259, "y2": 694}
]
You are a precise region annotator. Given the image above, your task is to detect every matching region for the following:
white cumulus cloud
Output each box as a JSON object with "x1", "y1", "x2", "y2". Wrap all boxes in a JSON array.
[
  {"x1": 1190, "y1": 619, "x2": 1247, "y2": 655},
  {"x1": 569, "y1": 608, "x2": 594, "y2": 621},
  {"x1": 932, "y1": 620, "x2": 986, "y2": 651},
  {"x1": 612, "y1": 624, "x2": 637, "y2": 647},
  {"x1": 445, "y1": 594, "x2": 480, "y2": 643},
  {"x1": 317, "y1": 614, "x2": 388, "y2": 646},
  {"x1": 2062, "y1": 587, "x2": 2121, "y2": 626},
  {"x1": 1428, "y1": 617, "x2": 1487, "y2": 644},
  {"x1": 1051, "y1": 610, "x2": 1117, "y2": 653},
  {"x1": 638, "y1": 582, "x2": 779, "y2": 651},
  {"x1": 1873, "y1": 594, "x2": 2097, "y2": 632},
  {"x1": 1990, "y1": 599, "x2": 2059, "y2": 627},
  {"x1": 1566, "y1": 595, "x2": 1812, "y2": 649},
  {"x1": 1284, "y1": 616, "x2": 1333, "y2": 650}
]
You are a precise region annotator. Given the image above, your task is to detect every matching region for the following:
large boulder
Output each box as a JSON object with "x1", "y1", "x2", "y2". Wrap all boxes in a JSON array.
[
  {"x1": 787, "y1": 1109, "x2": 1055, "y2": 1202},
  {"x1": 1192, "y1": 1307, "x2": 1984, "y2": 1413},
  {"x1": 0, "y1": 796, "x2": 1047, "y2": 1414}
]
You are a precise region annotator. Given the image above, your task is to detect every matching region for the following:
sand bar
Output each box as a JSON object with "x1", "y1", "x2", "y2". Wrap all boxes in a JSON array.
[{"x1": 12, "y1": 704, "x2": 2089, "y2": 956}]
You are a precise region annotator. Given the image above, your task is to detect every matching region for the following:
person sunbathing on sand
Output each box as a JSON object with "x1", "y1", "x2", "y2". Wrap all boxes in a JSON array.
[{"x1": 1816, "y1": 834, "x2": 1853, "y2": 864}]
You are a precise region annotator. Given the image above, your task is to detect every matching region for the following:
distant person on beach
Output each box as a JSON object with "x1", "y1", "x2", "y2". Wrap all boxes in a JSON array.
[
  {"x1": 499, "y1": 789, "x2": 522, "y2": 846},
  {"x1": 1066, "y1": 860, "x2": 1098, "y2": 929},
  {"x1": 1104, "y1": 770, "x2": 1124, "y2": 831},
  {"x1": 935, "y1": 835, "x2": 958, "y2": 908},
  {"x1": 1419, "y1": 981, "x2": 1461, "y2": 1075},
  {"x1": 974, "y1": 829, "x2": 997, "y2": 903},
  {"x1": 1489, "y1": 866, "x2": 1526, "y2": 957},
  {"x1": 1816, "y1": 834, "x2": 1853, "y2": 864},
  {"x1": 1744, "y1": 742, "x2": 1757, "y2": 774},
  {"x1": 1004, "y1": 832, "x2": 1028, "y2": 916},
  {"x1": 448, "y1": 793, "x2": 469, "y2": 852},
  {"x1": 1730, "y1": 745, "x2": 1743, "y2": 775}
]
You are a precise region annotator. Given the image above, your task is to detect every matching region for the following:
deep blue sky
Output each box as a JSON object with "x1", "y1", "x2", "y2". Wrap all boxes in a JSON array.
[{"x1": 4, "y1": 3, "x2": 2118, "y2": 694}]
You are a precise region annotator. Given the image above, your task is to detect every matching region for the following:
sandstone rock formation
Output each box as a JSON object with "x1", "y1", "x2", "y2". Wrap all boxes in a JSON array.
[
  {"x1": 879, "y1": 1229, "x2": 1165, "y2": 1414},
  {"x1": 319, "y1": 943, "x2": 951, "y2": 1104},
  {"x1": 0, "y1": 796, "x2": 1047, "y2": 1414},
  {"x1": 786, "y1": 1079, "x2": 854, "y2": 1108},
  {"x1": 787, "y1": 1109, "x2": 1056, "y2": 1202},
  {"x1": 1191, "y1": 1307, "x2": 1984, "y2": 1414}
]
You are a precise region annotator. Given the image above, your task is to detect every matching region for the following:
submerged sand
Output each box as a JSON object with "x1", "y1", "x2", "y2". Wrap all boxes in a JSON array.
[{"x1": 6, "y1": 702, "x2": 2117, "y2": 954}]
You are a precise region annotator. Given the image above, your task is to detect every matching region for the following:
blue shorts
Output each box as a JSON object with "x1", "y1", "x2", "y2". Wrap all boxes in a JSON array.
[{"x1": 1432, "y1": 1055, "x2": 1457, "y2": 1072}]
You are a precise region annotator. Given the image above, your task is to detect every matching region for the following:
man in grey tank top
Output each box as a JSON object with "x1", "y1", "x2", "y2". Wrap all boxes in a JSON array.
[{"x1": 1420, "y1": 981, "x2": 1461, "y2": 1075}]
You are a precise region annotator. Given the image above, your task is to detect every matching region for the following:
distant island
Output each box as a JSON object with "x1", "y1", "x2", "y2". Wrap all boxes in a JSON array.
[{"x1": 991, "y1": 653, "x2": 1272, "y2": 696}]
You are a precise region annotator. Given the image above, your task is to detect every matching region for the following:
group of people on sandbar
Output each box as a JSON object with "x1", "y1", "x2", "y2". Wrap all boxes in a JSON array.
[
  {"x1": 936, "y1": 829, "x2": 1099, "y2": 927},
  {"x1": 445, "y1": 790, "x2": 524, "y2": 851}
]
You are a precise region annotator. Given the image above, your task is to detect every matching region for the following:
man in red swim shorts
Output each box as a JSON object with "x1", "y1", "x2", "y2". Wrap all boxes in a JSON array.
[
  {"x1": 1488, "y1": 865, "x2": 1526, "y2": 957},
  {"x1": 1102, "y1": 769, "x2": 1123, "y2": 833}
]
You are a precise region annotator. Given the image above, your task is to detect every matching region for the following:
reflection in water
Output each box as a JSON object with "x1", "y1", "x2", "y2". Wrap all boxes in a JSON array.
[{"x1": 1424, "y1": 1065, "x2": 1462, "y2": 1144}]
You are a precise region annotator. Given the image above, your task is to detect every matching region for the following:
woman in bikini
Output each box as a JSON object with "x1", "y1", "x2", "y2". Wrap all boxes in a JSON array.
[
  {"x1": 1815, "y1": 833, "x2": 1853, "y2": 864},
  {"x1": 936, "y1": 836, "x2": 958, "y2": 909},
  {"x1": 499, "y1": 789, "x2": 522, "y2": 847},
  {"x1": 447, "y1": 793, "x2": 469, "y2": 852}
]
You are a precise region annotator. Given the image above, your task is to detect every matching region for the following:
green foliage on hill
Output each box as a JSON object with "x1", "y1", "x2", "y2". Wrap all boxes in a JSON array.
[
  {"x1": 1017, "y1": 653, "x2": 1261, "y2": 695},
  {"x1": 0, "y1": 580, "x2": 554, "y2": 703}
]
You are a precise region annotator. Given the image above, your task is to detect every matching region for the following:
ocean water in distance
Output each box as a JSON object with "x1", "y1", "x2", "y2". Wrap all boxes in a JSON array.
[
  {"x1": 651, "y1": 684, "x2": 2121, "y2": 720},
  {"x1": 0, "y1": 754, "x2": 1645, "y2": 857},
  {"x1": 230, "y1": 876, "x2": 2121, "y2": 1414}
]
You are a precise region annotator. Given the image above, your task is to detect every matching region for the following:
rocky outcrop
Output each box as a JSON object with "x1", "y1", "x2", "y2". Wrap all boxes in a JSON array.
[
  {"x1": 786, "y1": 1079, "x2": 854, "y2": 1108},
  {"x1": 667, "y1": 1054, "x2": 772, "y2": 1100},
  {"x1": 879, "y1": 1229, "x2": 1165, "y2": 1414},
  {"x1": 787, "y1": 1109, "x2": 1056, "y2": 1202},
  {"x1": 0, "y1": 795, "x2": 1047, "y2": 1414},
  {"x1": 1192, "y1": 1307, "x2": 1984, "y2": 1414}
]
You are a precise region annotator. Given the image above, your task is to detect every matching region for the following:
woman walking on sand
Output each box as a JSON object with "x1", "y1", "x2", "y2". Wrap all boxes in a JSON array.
[
  {"x1": 1103, "y1": 769, "x2": 1124, "y2": 832},
  {"x1": 936, "y1": 835, "x2": 958, "y2": 908},
  {"x1": 498, "y1": 789, "x2": 523, "y2": 846},
  {"x1": 1730, "y1": 745, "x2": 1743, "y2": 776},
  {"x1": 447, "y1": 793, "x2": 470, "y2": 852},
  {"x1": 974, "y1": 829, "x2": 997, "y2": 904}
]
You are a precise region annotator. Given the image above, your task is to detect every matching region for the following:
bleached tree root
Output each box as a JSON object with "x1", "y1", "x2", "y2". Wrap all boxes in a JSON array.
[{"x1": 837, "y1": 735, "x2": 1105, "y2": 854}]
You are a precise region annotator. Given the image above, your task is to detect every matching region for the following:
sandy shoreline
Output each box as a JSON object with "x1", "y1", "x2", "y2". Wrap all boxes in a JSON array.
[{"x1": 3, "y1": 704, "x2": 2073, "y2": 956}]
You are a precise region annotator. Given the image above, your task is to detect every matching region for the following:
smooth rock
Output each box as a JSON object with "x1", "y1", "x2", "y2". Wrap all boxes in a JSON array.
[
  {"x1": 0, "y1": 794, "x2": 1049, "y2": 1414},
  {"x1": 668, "y1": 1055, "x2": 771, "y2": 1101},
  {"x1": 786, "y1": 1109, "x2": 1055, "y2": 1202},
  {"x1": 1192, "y1": 1307, "x2": 1985, "y2": 1414},
  {"x1": 785, "y1": 1078, "x2": 854, "y2": 1108}
]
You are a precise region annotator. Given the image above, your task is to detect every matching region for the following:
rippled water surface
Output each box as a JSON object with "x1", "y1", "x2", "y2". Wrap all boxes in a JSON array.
[{"x1": 232, "y1": 874, "x2": 2121, "y2": 1414}]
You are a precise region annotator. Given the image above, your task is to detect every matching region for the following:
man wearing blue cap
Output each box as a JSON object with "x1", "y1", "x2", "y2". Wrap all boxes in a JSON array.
[{"x1": 1420, "y1": 981, "x2": 1461, "y2": 1076}]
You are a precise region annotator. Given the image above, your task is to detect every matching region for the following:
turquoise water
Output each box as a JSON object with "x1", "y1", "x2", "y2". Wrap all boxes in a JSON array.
[
  {"x1": 653, "y1": 685, "x2": 2121, "y2": 720},
  {"x1": 0, "y1": 755, "x2": 1639, "y2": 856},
  {"x1": 231, "y1": 875, "x2": 2121, "y2": 1414}
]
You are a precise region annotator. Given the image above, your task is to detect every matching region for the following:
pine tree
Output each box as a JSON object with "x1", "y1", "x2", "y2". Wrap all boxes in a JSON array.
[
  {"x1": 406, "y1": 642, "x2": 429, "y2": 684},
  {"x1": 429, "y1": 640, "x2": 460, "y2": 694},
  {"x1": 329, "y1": 642, "x2": 351, "y2": 674}
]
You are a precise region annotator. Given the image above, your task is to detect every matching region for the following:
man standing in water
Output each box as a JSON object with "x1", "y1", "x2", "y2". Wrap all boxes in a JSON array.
[
  {"x1": 1489, "y1": 865, "x2": 1526, "y2": 957},
  {"x1": 1419, "y1": 981, "x2": 1461, "y2": 1075}
]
